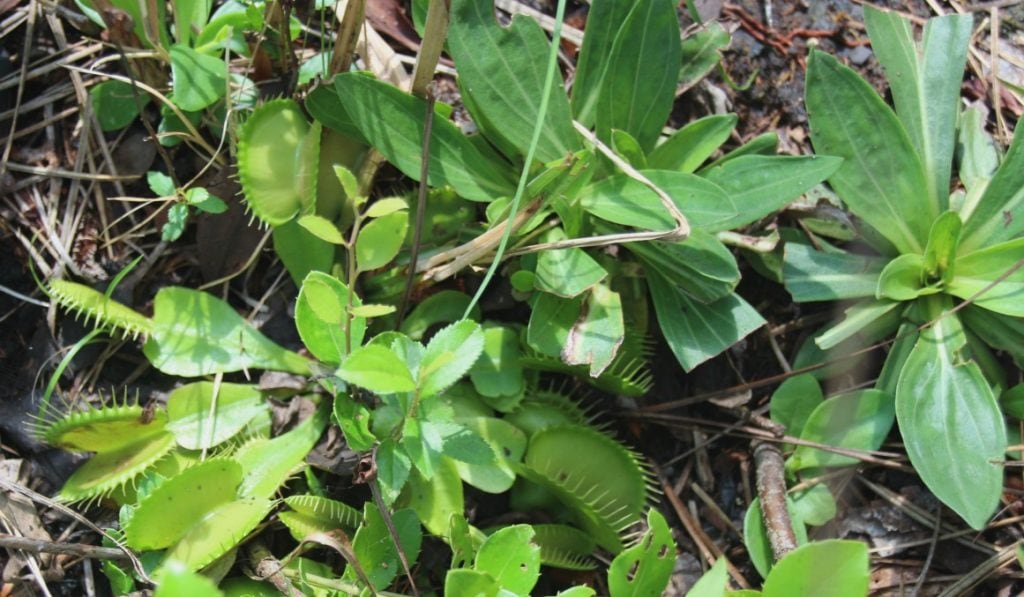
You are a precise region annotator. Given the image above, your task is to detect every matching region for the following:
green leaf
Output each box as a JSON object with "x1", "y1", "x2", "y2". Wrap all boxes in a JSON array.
[
  {"x1": 335, "y1": 73, "x2": 516, "y2": 202},
  {"x1": 184, "y1": 188, "x2": 227, "y2": 213},
  {"x1": 864, "y1": 7, "x2": 971, "y2": 210},
  {"x1": 570, "y1": 0, "x2": 634, "y2": 126},
  {"x1": 356, "y1": 211, "x2": 408, "y2": 272},
  {"x1": 401, "y1": 290, "x2": 481, "y2": 341},
  {"x1": 790, "y1": 484, "x2": 837, "y2": 527},
  {"x1": 171, "y1": 0, "x2": 211, "y2": 46},
  {"x1": 125, "y1": 459, "x2": 241, "y2": 550},
  {"x1": 333, "y1": 392, "x2": 377, "y2": 451},
  {"x1": 169, "y1": 45, "x2": 227, "y2": 112},
  {"x1": 783, "y1": 243, "x2": 885, "y2": 302},
  {"x1": 144, "y1": 287, "x2": 311, "y2": 377},
  {"x1": 447, "y1": 0, "x2": 577, "y2": 162},
  {"x1": 349, "y1": 304, "x2": 397, "y2": 318},
  {"x1": 961, "y1": 306, "x2": 1024, "y2": 369},
  {"x1": 154, "y1": 559, "x2": 223, "y2": 597},
  {"x1": 338, "y1": 344, "x2": 416, "y2": 394},
  {"x1": 166, "y1": 382, "x2": 267, "y2": 450},
  {"x1": 922, "y1": 211, "x2": 962, "y2": 282},
  {"x1": 630, "y1": 231, "x2": 739, "y2": 303},
  {"x1": 699, "y1": 155, "x2": 844, "y2": 231},
  {"x1": 233, "y1": 402, "x2": 329, "y2": 500},
  {"x1": 607, "y1": 510, "x2": 676, "y2": 597},
  {"x1": 583, "y1": 170, "x2": 734, "y2": 232},
  {"x1": 297, "y1": 214, "x2": 346, "y2": 244},
  {"x1": 469, "y1": 326, "x2": 525, "y2": 404},
  {"x1": 295, "y1": 272, "x2": 364, "y2": 363},
  {"x1": 957, "y1": 106, "x2": 1000, "y2": 195},
  {"x1": 451, "y1": 417, "x2": 526, "y2": 493},
  {"x1": 806, "y1": 49, "x2": 932, "y2": 254},
  {"x1": 420, "y1": 320, "x2": 486, "y2": 399},
  {"x1": 475, "y1": 525, "x2": 541, "y2": 596},
  {"x1": 648, "y1": 270, "x2": 765, "y2": 372},
  {"x1": 648, "y1": 114, "x2": 737, "y2": 172},
  {"x1": 272, "y1": 219, "x2": 335, "y2": 286},
  {"x1": 762, "y1": 540, "x2": 868, "y2": 597},
  {"x1": 948, "y1": 237, "x2": 1024, "y2": 317},
  {"x1": 612, "y1": 129, "x2": 647, "y2": 168},
  {"x1": 596, "y1": 0, "x2": 681, "y2": 152},
  {"x1": 788, "y1": 389, "x2": 895, "y2": 471},
  {"x1": 148, "y1": 171, "x2": 176, "y2": 196},
  {"x1": 527, "y1": 293, "x2": 581, "y2": 357},
  {"x1": 678, "y1": 21, "x2": 730, "y2": 91},
  {"x1": 1002, "y1": 384, "x2": 1024, "y2": 420},
  {"x1": 90, "y1": 80, "x2": 149, "y2": 131},
  {"x1": 815, "y1": 299, "x2": 901, "y2": 350},
  {"x1": 561, "y1": 283, "x2": 624, "y2": 377},
  {"x1": 376, "y1": 439, "x2": 412, "y2": 504},
  {"x1": 438, "y1": 424, "x2": 494, "y2": 465},
  {"x1": 165, "y1": 497, "x2": 274, "y2": 571},
  {"x1": 896, "y1": 298, "x2": 1006, "y2": 529},
  {"x1": 534, "y1": 231, "x2": 607, "y2": 298},
  {"x1": 876, "y1": 253, "x2": 932, "y2": 301},
  {"x1": 237, "y1": 100, "x2": 311, "y2": 226},
  {"x1": 685, "y1": 558, "x2": 728, "y2": 597},
  {"x1": 768, "y1": 374, "x2": 824, "y2": 440},
  {"x1": 402, "y1": 459, "x2": 463, "y2": 535},
  {"x1": 444, "y1": 569, "x2": 500, "y2": 597},
  {"x1": 743, "y1": 498, "x2": 808, "y2": 579},
  {"x1": 162, "y1": 203, "x2": 189, "y2": 242},
  {"x1": 365, "y1": 197, "x2": 408, "y2": 218},
  {"x1": 961, "y1": 122, "x2": 1024, "y2": 250},
  {"x1": 345, "y1": 504, "x2": 422, "y2": 590}
]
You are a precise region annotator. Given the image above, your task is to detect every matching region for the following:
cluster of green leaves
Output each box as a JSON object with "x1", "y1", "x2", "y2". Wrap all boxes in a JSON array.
[{"x1": 783, "y1": 6, "x2": 1023, "y2": 529}]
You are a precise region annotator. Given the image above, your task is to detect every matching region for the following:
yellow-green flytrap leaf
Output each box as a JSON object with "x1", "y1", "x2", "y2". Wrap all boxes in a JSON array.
[
  {"x1": 163, "y1": 497, "x2": 275, "y2": 571},
  {"x1": 166, "y1": 382, "x2": 268, "y2": 450},
  {"x1": 48, "y1": 280, "x2": 152, "y2": 339},
  {"x1": 279, "y1": 494, "x2": 362, "y2": 542},
  {"x1": 296, "y1": 271, "x2": 365, "y2": 363},
  {"x1": 237, "y1": 99, "x2": 313, "y2": 226},
  {"x1": 233, "y1": 400, "x2": 329, "y2": 500},
  {"x1": 43, "y1": 404, "x2": 167, "y2": 452},
  {"x1": 607, "y1": 510, "x2": 676, "y2": 597},
  {"x1": 59, "y1": 433, "x2": 177, "y2": 502}
]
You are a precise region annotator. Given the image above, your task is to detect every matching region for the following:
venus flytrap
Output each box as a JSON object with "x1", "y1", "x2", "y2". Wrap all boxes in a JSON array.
[{"x1": 784, "y1": 6, "x2": 1024, "y2": 529}]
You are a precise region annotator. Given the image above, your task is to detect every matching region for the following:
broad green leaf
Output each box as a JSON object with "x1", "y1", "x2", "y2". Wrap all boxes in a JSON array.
[
  {"x1": 790, "y1": 484, "x2": 837, "y2": 527},
  {"x1": 444, "y1": 569, "x2": 500, "y2": 597},
  {"x1": 448, "y1": 0, "x2": 577, "y2": 162},
  {"x1": 295, "y1": 272, "x2": 364, "y2": 363},
  {"x1": 164, "y1": 497, "x2": 274, "y2": 571},
  {"x1": 305, "y1": 83, "x2": 365, "y2": 140},
  {"x1": 527, "y1": 293, "x2": 581, "y2": 357},
  {"x1": 699, "y1": 155, "x2": 844, "y2": 231},
  {"x1": 768, "y1": 374, "x2": 823, "y2": 440},
  {"x1": 704, "y1": 132, "x2": 778, "y2": 170},
  {"x1": 376, "y1": 439, "x2": 412, "y2": 504},
  {"x1": 169, "y1": 45, "x2": 227, "y2": 112},
  {"x1": 233, "y1": 402, "x2": 329, "y2": 500},
  {"x1": 570, "y1": 0, "x2": 634, "y2": 126},
  {"x1": 356, "y1": 211, "x2": 408, "y2": 272},
  {"x1": 761, "y1": 540, "x2": 868, "y2": 597},
  {"x1": 58, "y1": 432, "x2": 176, "y2": 502},
  {"x1": 806, "y1": 50, "x2": 932, "y2": 254},
  {"x1": 1002, "y1": 384, "x2": 1024, "y2": 420},
  {"x1": 333, "y1": 392, "x2": 376, "y2": 451},
  {"x1": 365, "y1": 197, "x2": 408, "y2": 218},
  {"x1": 534, "y1": 229, "x2": 608, "y2": 298},
  {"x1": 743, "y1": 498, "x2": 808, "y2": 579},
  {"x1": 335, "y1": 73, "x2": 516, "y2": 202},
  {"x1": 876, "y1": 253, "x2": 933, "y2": 301},
  {"x1": 678, "y1": 21, "x2": 730, "y2": 90},
  {"x1": 433, "y1": 422, "x2": 494, "y2": 465},
  {"x1": 648, "y1": 270, "x2": 765, "y2": 372},
  {"x1": 90, "y1": 80, "x2": 149, "y2": 131},
  {"x1": 172, "y1": 0, "x2": 212, "y2": 47},
  {"x1": 783, "y1": 243, "x2": 885, "y2": 302},
  {"x1": 475, "y1": 525, "x2": 541, "y2": 596},
  {"x1": 647, "y1": 114, "x2": 737, "y2": 172},
  {"x1": 346, "y1": 504, "x2": 422, "y2": 590},
  {"x1": 272, "y1": 220, "x2": 334, "y2": 286},
  {"x1": 451, "y1": 417, "x2": 526, "y2": 493},
  {"x1": 184, "y1": 188, "x2": 226, "y2": 213},
  {"x1": 922, "y1": 211, "x2": 962, "y2": 283},
  {"x1": 957, "y1": 106, "x2": 1000, "y2": 195},
  {"x1": 279, "y1": 494, "x2": 362, "y2": 541},
  {"x1": 630, "y1": 230, "x2": 739, "y2": 303},
  {"x1": 948, "y1": 237, "x2": 1024, "y2": 317},
  {"x1": 237, "y1": 100, "x2": 310, "y2": 226},
  {"x1": 607, "y1": 510, "x2": 676, "y2": 597},
  {"x1": 166, "y1": 382, "x2": 267, "y2": 450},
  {"x1": 864, "y1": 7, "x2": 971, "y2": 210},
  {"x1": 582, "y1": 170, "x2": 734, "y2": 232},
  {"x1": 125, "y1": 459, "x2": 241, "y2": 550},
  {"x1": 401, "y1": 290, "x2": 481, "y2": 341},
  {"x1": 596, "y1": 0, "x2": 681, "y2": 152},
  {"x1": 469, "y1": 326, "x2": 525, "y2": 404},
  {"x1": 403, "y1": 460, "x2": 464, "y2": 536},
  {"x1": 815, "y1": 299, "x2": 901, "y2": 350},
  {"x1": 420, "y1": 320, "x2": 486, "y2": 398},
  {"x1": 144, "y1": 287, "x2": 311, "y2": 377},
  {"x1": 148, "y1": 171, "x2": 176, "y2": 196},
  {"x1": 877, "y1": 322, "x2": 920, "y2": 397},
  {"x1": 685, "y1": 559, "x2": 728, "y2": 597},
  {"x1": 611, "y1": 129, "x2": 647, "y2": 168},
  {"x1": 154, "y1": 559, "x2": 222, "y2": 597},
  {"x1": 561, "y1": 283, "x2": 624, "y2": 377},
  {"x1": 896, "y1": 298, "x2": 1006, "y2": 529},
  {"x1": 787, "y1": 389, "x2": 895, "y2": 471},
  {"x1": 297, "y1": 214, "x2": 346, "y2": 245},
  {"x1": 338, "y1": 344, "x2": 415, "y2": 394}
]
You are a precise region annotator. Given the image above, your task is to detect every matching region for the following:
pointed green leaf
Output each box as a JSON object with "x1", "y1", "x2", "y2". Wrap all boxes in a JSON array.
[
  {"x1": 469, "y1": 326, "x2": 525, "y2": 406},
  {"x1": 815, "y1": 299, "x2": 901, "y2": 350},
  {"x1": 475, "y1": 525, "x2": 541, "y2": 596},
  {"x1": 376, "y1": 439, "x2": 412, "y2": 504},
  {"x1": 338, "y1": 344, "x2": 416, "y2": 394},
  {"x1": 788, "y1": 389, "x2": 895, "y2": 471},
  {"x1": 561, "y1": 283, "x2": 624, "y2": 377},
  {"x1": 534, "y1": 230, "x2": 607, "y2": 298},
  {"x1": 365, "y1": 197, "x2": 408, "y2": 218},
  {"x1": 169, "y1": 45, "x2": 227, "y2": 112},
  {"x1": 356, "y1": 210, "x2": 408, "y2": 272},
  {"x1": 630, "y1": 231, "x2": 739, "y2": 303},
  {"x1": 296, "y1": 272, "x2": 364, "y2": 363},
  {"x1": 961, "y1": 122, "x2": 1024, "y2": 250},
  {"x1": 607, "y1": 510, "x2": 676, "y2": 597},
  {"x1": 948, "y1": 237, "x2": 1024, "y2": 317},
  {"x1": 297, "y1": 214, "x2": 346, "y2": 244},
  {"x1": 583, "y1": 170, "x2": 733, "y2": 232},
  {"x1": 768, "y1": 374, "x2": 824, "y2": 440},
  {"x1": 647, "y1": 114, "x2": 737, "y2": 172},
  {"x1": 876, "y1": 253, "x2": 931, "y2": 301},
  {"x1": 806, "y1": 49, "x2": 932, "y2": 254},
  {"x1": 420, "y1": 320, "x2": 486, "y2": 398},
  {"x1": 685, "y1": 559, "x2": 728, "y2": 597},
  {"x1": 570, "y1": 0, "x2": 634, "y2": 126},
  {"x1": 783, "y1": 243, "x2": 885, "y2": 302},
  {"x1": 761, "y1": 540, "x2": 868, "y2": 597}
]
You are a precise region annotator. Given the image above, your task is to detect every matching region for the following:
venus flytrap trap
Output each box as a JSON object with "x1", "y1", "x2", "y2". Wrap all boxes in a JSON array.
[{"x1": 784, "y1": 6, "x2": 1024, "y2": 529}]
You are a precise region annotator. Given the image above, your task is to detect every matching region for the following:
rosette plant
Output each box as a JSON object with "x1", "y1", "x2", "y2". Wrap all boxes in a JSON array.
[{"x1": 784, "y1": 7, "x2": 1023, "y2": 528}]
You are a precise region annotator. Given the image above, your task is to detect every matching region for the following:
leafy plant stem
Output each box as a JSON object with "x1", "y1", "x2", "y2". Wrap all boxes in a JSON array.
[
  {"x1": 369, "y1": 449, "x2": 420, "y2": 597},
  {"x1": 753, "y1": 441, "x2": 798, "y2": 561},
  {"x1": 398, "y1": 92, "x2": 436, "y2": 327},
  {"x1": 463, "y1": 0, "x2": 569, "y2": 318},
  {"x1": 344, "y1": 213, "x2": 364, "y2": 356}
]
